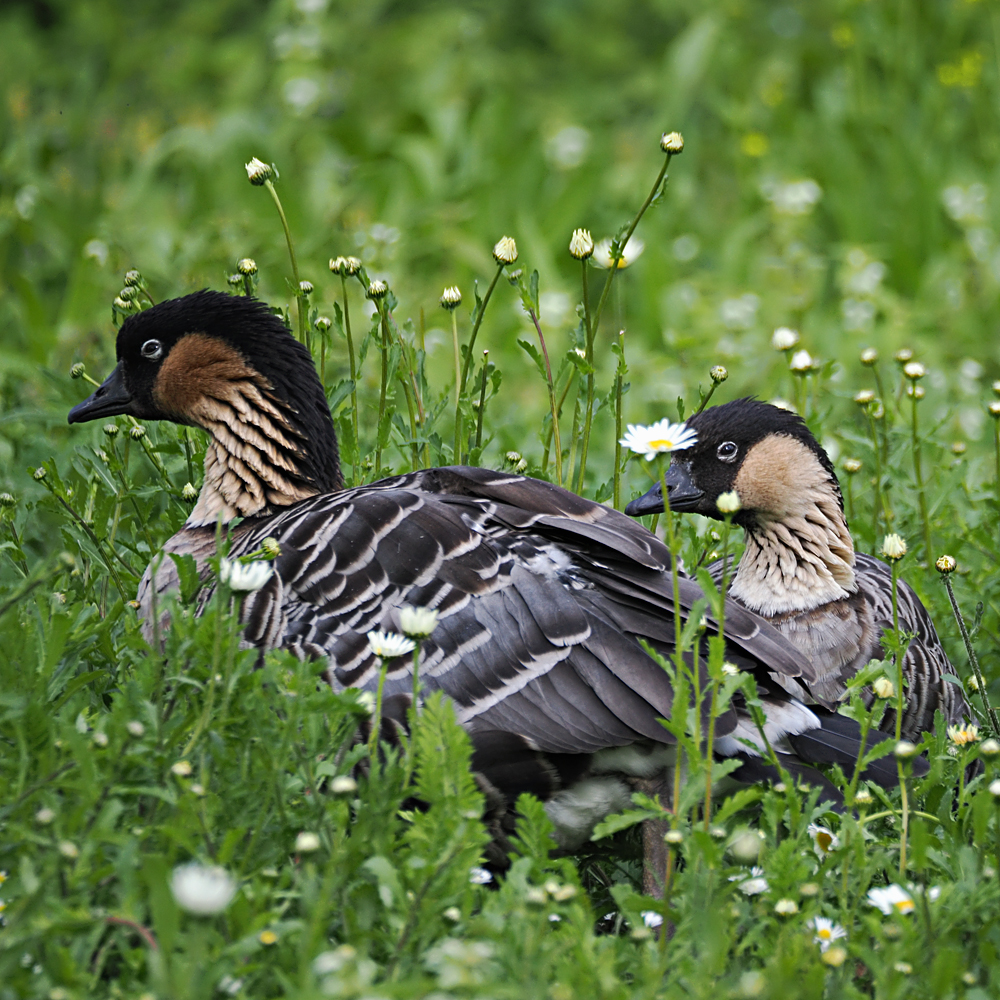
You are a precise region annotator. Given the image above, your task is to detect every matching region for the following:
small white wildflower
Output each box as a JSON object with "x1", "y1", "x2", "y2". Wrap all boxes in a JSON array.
[
  {"x1": 398, "y1": 605, "x2": 439, "y2": 638},
  {"x1": 894, "y1": 962, "x2": 912, "y2": 975},
  {"x1": 295, "y1": 831, "x2": 321, "y2": 853},
  {"x1": 771, "y1": 327, "x2": 800, "y2": 351},
  {"x1": 894, "y1": 740, "x2": 918, "y2": 759},
  {"x1": 92, "y1": 731, "x2": 109, "y2": 748},
  {"x1": 366, "y1": 630, "x2": 417, "y2": 659},
  {"x1": 641, "y1": 910, "x2": 664, "y2": 928},
  {"x1": 867, "y1": 884, "x2": 914, "y2": 915},
  {"x1": 593, "y1": 236, "x2": 644, "y2": 269},
  {"x1": 729, "y1": 830, "x2": 762, "y2": 861},
  {"x1": 58, "y1": 841, "x2": 79, "y2": 859},
  {"x1": 244, "y1": 157, "x2": 275, "y2": 185},
  {"x1": 469, "y1": 866, "x2": 493, "y2": 884},
  {"x1": 988, "y1": 779, "x2": 1000, "y2": 798},
  {"x1": 948, "y1": 723, "x2": 980, "y2": 746},
  {"x1": 171, "y1": 760, "x2": 193, "y2": 777},
  {"x1": 619, "y1": 419, "x2": 698, "y2": 460},
  {"x1": 774, "y1": 898, "x2": 798, "y2": 915},
  {"x1": 492, "y1": 236, "x2": 518, "y2": 265},
  {"x1": 979, "y1": 738, "x2": 1000, "y2": 757},
  {"x1": 716, "y1": 491, "x2": 742, "y2": 514},
  {"x1": 789, "y1": 349, "x2": 813, "y2": 372},
  {"x1": 808, "y1": 824, "x2": 840, "y2": 856},
  {"x1": 443, "y1": 906, "x2": 462, "y2": 922},
  {"x1": 569, "y1": 228, "x2": 594, "y2": 259},
  {"x1": 330, "y1": 775, "x2": 357, "y2": 794},
  {"x1": 219, "y1": 558, "x2": 273, "y2": 592},
  {"x1": 872, "y1": 676, "x2": 895, "y2": 699},
  {"x1": 799, "y1": 882, "x2": 819, "y2": 897},
  {"x1": 170, "y1": 863, "x2": 237, "y2": 915},
  {"x1": 367, "y1": 279, "x2": 388, "y2": 299},
  {"x1": 440, "y1": 286, "x2": 462, "y2": 310},
  {"x1": 664, "y1": 830, "x2": 684, "y2": 845},
  {"x1": 710, "y1": 364, "x2": 729, "y2": 384},
  {"x1": 860, "y1": 347, "x2": 878, "y2": 365},
  {"x1": 35, "y1": 807, "x2": 55, "y2": 825},
  {"x1": 237, "y1": 257, "x2": 257, "y2": 275},
  {"x1": 721, "y1": 662, "x2": 741, "y2": 676},
  {"x1": 881, "y1": 534, "x2": 907, "y2": 561},
  {"x1": 740, "y1": 875, "x2": 769, "y2": 896},
  {"x1": 809, "y1": 916, "x2": 847, "y2": 952},
  {"x1": 181, "y1": 482, "x2": 198, "y2": 502}
]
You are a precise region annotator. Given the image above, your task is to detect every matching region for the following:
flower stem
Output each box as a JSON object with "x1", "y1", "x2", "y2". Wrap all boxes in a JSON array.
[
  {"x1": 375, "y1": 304, "x2": 389, "y2": 476},
  {"x1": 577, "y1": 261, "x2": 596, "y2": 492},
  {"x1": 613, "y1": 332, "x2": 626, "y2": 510},
  {"x1": 459, "y1": 264, "x2": 504, "y2": 397},
  {"x1": 369, "y1": 659, "x2": 388, "y2": 755},
  {"x1": 590, "y1": 153, "x2": 673, "y2": 339},
  {"x1": 340, "y1": 274, "x2": 360, "y2": 482},
  {"x1": 451, "y1": 309, "x2": 462, "y2": 461},
  {"x1": 263, "y1": 179, "x2": 305, "y2": 343},
  {"x1": 527, "y1": 306, "x2": 562, "y2": 486},
  {"x1": 910, "y1": 393, "x2": 932, "y2": 560},
  {"x1": 475, "y1": 351, "x2": 489, "y2": 451}
]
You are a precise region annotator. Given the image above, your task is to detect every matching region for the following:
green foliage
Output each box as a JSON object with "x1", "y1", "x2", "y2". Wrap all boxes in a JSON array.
[{"x1": 3, "y1": 1, "x2": 1000, "y2": 997}]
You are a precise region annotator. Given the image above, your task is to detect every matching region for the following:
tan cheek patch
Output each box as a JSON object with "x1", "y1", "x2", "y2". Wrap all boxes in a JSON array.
[
  {"x1": 152, "y1": 333, "x2": 262, "y2": 421},
  {"x1": 733, "y1": 435, "x2": 827, "y2": 518}
]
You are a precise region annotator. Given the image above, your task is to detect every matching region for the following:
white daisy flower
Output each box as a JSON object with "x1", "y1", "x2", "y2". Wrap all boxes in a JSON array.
[
  {"x1": 366, "y1": 630, "x2": 417, "y2": 659},
  {"x1": 808, "y1": 823, "x2": 840, "y2": 856},
  {"x1": 398, "y1": 605, "x2": 439, "y2": 638},
  {"x1": 809, "y1": 916, "x2": 847, "y2": 952},
  {"x1": 219, "y1": 558, "x2": 273, "y2": 593},
  {"x1": 592, "y1": 235, "x2": 645, "y2": 269},
  {"x1": 170, "y1": 863, "x2": 237, "y2": 915},
  {"x1": 867, "y1": 884, "x2": 914, "y2": 915},
  {"x1": 619, "y1": 419, "x2": 697, "y2": 461}
]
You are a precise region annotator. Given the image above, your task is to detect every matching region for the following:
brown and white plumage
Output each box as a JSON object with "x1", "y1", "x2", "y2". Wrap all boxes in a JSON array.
[
  {"x1": 626, "y1": 397, "x2": 969, "y2": 742},
  {"x1": 68, "y1": 294, "x2": 902, "y2": 856}
]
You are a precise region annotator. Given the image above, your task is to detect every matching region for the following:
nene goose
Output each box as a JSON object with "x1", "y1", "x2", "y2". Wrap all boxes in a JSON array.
[
  {"x1": 625, "y1": 397, "x2": 969, "y2": 742},
  {"x1": 69, "y1": 293, "x2": 900, "y2": 874}
]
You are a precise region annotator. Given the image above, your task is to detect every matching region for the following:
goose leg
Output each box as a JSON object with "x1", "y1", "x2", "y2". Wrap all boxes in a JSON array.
[{"x1": 634, "y1": 771, "x2": 673, "y2": 898}]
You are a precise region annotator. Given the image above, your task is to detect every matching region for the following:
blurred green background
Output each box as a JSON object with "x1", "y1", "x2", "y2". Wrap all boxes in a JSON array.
[{"x1": 1, "y1": 0, "x2": 998, "y2": 487}]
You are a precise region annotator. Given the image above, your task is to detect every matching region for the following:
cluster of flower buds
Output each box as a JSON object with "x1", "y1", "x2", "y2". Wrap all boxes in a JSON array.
[{"x1": 329, "y1": 256, "x2": 362, "y2": 276}]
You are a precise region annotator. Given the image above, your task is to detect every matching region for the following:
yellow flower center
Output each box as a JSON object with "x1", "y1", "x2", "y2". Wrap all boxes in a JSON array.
[
  {"x1": 648, "y1": 439, "x2": 674, "y2": 450},
  {"x1": 894, "y1": 900, "x2": 914, "y2": 913},
  {"x1": 818, "y1": 928, "x2": 831, "y2": 940}
]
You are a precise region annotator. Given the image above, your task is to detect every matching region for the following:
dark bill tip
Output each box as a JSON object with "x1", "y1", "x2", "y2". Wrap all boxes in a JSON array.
[
  {"x1": 67, "y1": 365, "x2": 132, "y2": 423},
  {"x1": 624, "y1": 460, "x2": 705, "y2": 517}
]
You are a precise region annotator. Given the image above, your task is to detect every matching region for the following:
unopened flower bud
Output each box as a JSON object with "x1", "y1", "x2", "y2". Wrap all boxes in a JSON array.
[
  {"x1": 660, "y1": 131, "x2": 684, "y2": 154},
  {"x1": 92, "y1": 731, "x2": 108, "y2": 747},
  {"x1": 903, "y1": 361, "x2": 925, "y2": 380},
  {"x1": 440, "y1": 286, "x2": 462, "y2": 310},
  {"x1": 664, "y1": 829, "x2": 684, "y2": 844},
  {"x1": 103, "y1": 423, "x2": 119, "y2": 438},
  {"x1": 113, "y1": 296, "x2": 132, "y2": 311},
  {"x1": 245, "y1": 157, "x2": 275, "y2": 185},
  {"x1": 894, "y1": 348, "x2": 913, "y2": 363},
  {"x1": 0, "y1": 492, "x2": 15, "y2": 508},
  {"x1": 331, "y1": 775, "x2": 357, "y2": 794},
  {"x1": 980, "y1": 739, "x2": 1000, "y2": 757},
  {"x1": 873, "y1": 676, "x2": 895, "y2": 699},
  {"x1": 860, "y1": 347, "x2": 878, "y2": 365},
  {"x1": 710, "y1": 365, "x2": 729, "y2": 384},
  {"x1": 906, "y1": 384, "x2": 925, "y2": 400},
  {"x1": 315, "y1": 316, "x2": 332, "y2": 333},
  {"x1": 493, "y1": 236, "x2": 518, "y2": 265},
  {"x1": 129, "y1": 425, "x2": 146, "y2": 440},
  {"x1": 343, "y1": 256, "x2": 361, "y2": 275},
  {"x1": 506, "y1": 268, "x2": 523, "y2": 284},
  {"x1": 842, "y1": 458, "x2": 862, "y2": 474},
  {"x1": 951, "y1": 441, "x2": 967, "y2": 455},
  {"x1": 854, "y1": 789, "x2": 873, "y2": 805},
  {"x1": 716, "y1": 491, "x2": 742, "y2": 514},
  {"x1": 854, "y1": 389, "x2": 875, "y2": 405},
  {"x1": 118, "y1": 285, "x2": 139, "y2": 301},
  {"x1": 70, "y1": 362, "x2": 86, "y2": 379},
  {"x1": 33, "y1": 467, "x2": 47, "y2": 481},
  {"x1": 935, "y1": 555, "x2": 956, "y2": 574},
  {"x1": 771, "y1": 327, "x2": 799, "y2": 351},
  {"x1": 988, "y1": 401, "x2": 1000, "y2": 418},
  {"x1": 329, "y1": 256, "x2": 347, "y2": 274},
  {"x1": 237, "y1": 258, "x2": 257, "y2": 275},
  {"x1": 367, "y1": 279, "x2": 387, "y2": 299},
  {"x1": 992, "y1": 379, "x2": 1000, "y2": 397},
  {"x1": 295, "y1": 831, "x2": 321, "y2": 852},
  {"x1": 790, "y1": 350, "x2": 813, "y2": 372},
  {"x1": 881, "y1": 533, "x2": 907, "y2": 560},
  {"x1": 182, "y1": 482, "x2": 198, "y2": 501},
  {"x1": 990, "y1": 779, "x2": 1000, "y2": 799},
  {"x1": 298, "y1": 280, "x2": 313, "y2": 296},
  {"x1": 127, "y1": 720, "x2": 145, "y2": 737},
  {"x1": 569, "y1": 229, "x2": 594, "y2": 260},
  {"x1": 261, "y1": 536, "x2": 281, "y2": 558},
  {"x1": 227, "y1": 273, "x2": 243, "y2": 287},
  {"x1": 124, "y1": 269, "x2": 142, "y2": 286},
  {"x1": 894, "y1": 740, "x2": 918, "y2": 759}
]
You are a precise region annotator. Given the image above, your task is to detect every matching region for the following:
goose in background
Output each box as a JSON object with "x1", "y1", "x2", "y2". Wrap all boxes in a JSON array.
[{"x1": 625, "y1": 397, "x2": 969, "y2": 743}]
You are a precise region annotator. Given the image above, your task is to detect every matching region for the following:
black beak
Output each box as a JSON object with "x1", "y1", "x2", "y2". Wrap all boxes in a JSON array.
[
  {"x1": 624, "y1": 460, "x2": 704, "y2": 517},
  {"x1": 68, "y1": 365, "x2": 133, "y2": 424}
]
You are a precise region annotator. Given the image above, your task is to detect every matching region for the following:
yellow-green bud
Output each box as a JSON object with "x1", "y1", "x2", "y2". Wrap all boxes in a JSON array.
[
  {"x1": 33, "y1": 467, "x2": 47, "y2": 481},
  {"x1": 182, "y1": 482, "x2": 198, "y2": 502},
  {"x1": 842, "y1": 458, "x2": 862, "y2": 474},
  {"x1": 245, "y1": 157, "x2": 276, "y2": 185},
  {"x1": 492, "y1": 236, "x2": 518, "y2": 265},
  {"x1": 237, "y1": 258, "x2": 257, "y2": 275},
  {"x1": 70, "y1": 363, "x2": 86, "y2": 379},
  {"x1": 367, "y1": 279, "x2": 387, "y2": 299},
  {"x1": 103, "y1": 423, "x2": 119, "y2": 438},
  {"x1": 894, "y1": 348, "x2": 913, "y2": 363},
  {"x1": 860, "y1": 347, "x2": 878, "y2": 365},
  {"x1": 440, "y1": 286, "x2": 462, "y2": 310},
  {"x1": 315, "y1": 316, "x2": 332, "y2": 333},
  {"x1": 298, "y1": 280, "x2": 313, "y2": 296},
  {"x1": 660, "y1": 131, "x2": 684, "y2": 154},
  {"x1": 569, "y1": 228, "x2": 594, "y2": 260},
  {"x1": 710, "y1": 365, "x2": 729, "y2": 384},
  {"x1": 0, "y1": 492, "x2": 15, "y2": 508},
  {"x1": 123, "y1": 269, "x2": 142, "y2": 286},
  {"x1": 129, "y1": 425, "x2": 146, "y2": 440},
  {"x1": 935, "y1": 554, "x2": 956, "y2": 574}
]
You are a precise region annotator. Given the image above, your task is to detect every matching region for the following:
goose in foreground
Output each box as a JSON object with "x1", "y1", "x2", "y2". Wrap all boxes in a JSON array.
[
  {"x1": 68, "y1": 293, "x2": 902, "y2": 867},
  {"x1": 625, "y1": 397, "x2": 969, "y2": 742}
]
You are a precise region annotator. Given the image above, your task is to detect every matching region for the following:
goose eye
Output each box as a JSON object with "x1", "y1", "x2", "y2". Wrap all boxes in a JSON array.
[
  {"x1": 717, "y1": 441, "x2": 738, "y2": 463},
  {"x1": 140, "y1": 339, "x2": 163, "y2": 361}
]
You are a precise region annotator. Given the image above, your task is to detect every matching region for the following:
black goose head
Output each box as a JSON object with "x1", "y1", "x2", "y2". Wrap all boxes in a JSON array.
[
  {"x1": 68, "y1": 290, "x2": 342, "y2": 492},
  {"x1": 624, "y1": 398, "x2": 841, "y2": 531}
]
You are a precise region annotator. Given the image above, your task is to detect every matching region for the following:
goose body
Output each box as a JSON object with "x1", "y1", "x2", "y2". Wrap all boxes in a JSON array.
[
  {"x1": 69, "y1": 294, "x2": 903, "y2": 855},
  {"x1": 625, "y1": 397, "x2": 969, "y2": 741}
]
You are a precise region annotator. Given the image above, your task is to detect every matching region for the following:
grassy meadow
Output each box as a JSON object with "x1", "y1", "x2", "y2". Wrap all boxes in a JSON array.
[{"x1": 2, "y1": 1, "x2": 1000, "y2": 997}]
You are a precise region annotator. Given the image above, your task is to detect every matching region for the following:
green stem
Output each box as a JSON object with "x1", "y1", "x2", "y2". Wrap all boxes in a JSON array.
[
  {"x1": 590, "y1": 154, "x2": 673, "y2": 338},
  {"x1": 527, "y1": 306, "x2": 562, "y2": 486},
  {"x1": 577, "y1": 261, "x2": 595, "y2": 492},
  {"x1": 613, "y1": 332, "x2": 626, "y2": 510},
  {"x1": 459, "y1": 264, "x2": 504, "y2": 396},
  {"x1": 993, "y1": 417, "x2": 1000, "y2": 546},
  {"x1": 370, "y1": 660, "x2": 389, "y2": 755},
  {"x1": 910, "y1": 394, "x2": 932, "y2": 560},
  {"x1": 452, "y1": 310, "x2": 462, "y2": 463},
  {"x1": 341, "y1": 275, "x2": 360, "y2": 481},
  {"x1": 943, "y1": 574, "x2": 1000, "y2": 734},
  {"x1": 703, "y1": 517, "x2": 732, "y2": 828},
  {"x1": 263, "y1": 179, "x2": 304, "y2": 343},
  {"x1": 475, "y1": 351, "x2": 489, "y2": 452},
  {"x1": 375, "y1": 305, "x2": 390, "y2": 476}
]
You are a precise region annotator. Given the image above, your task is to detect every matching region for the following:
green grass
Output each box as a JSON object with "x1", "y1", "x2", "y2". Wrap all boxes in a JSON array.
[{"x1": 3, "y1": 1, "x2": 1000, "y2": 997}]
